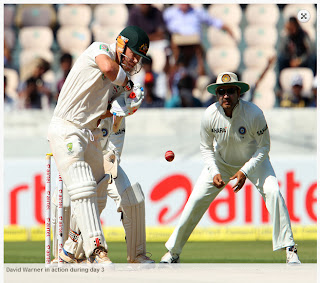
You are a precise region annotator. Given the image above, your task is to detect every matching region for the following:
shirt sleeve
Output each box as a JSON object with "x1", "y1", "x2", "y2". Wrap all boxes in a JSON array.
[
  {"x1": 240, "y1": 110, "x2": 270, "y2": 176},
  {"x1": 197, "y1": 8, "x2": 224, "y2": 29},
  {"x1": 199, "y1": 109, "x2": 221, "y2": 177},
  {"x1": 89, "y1": 42, "x2": 114, "y2": 61}
]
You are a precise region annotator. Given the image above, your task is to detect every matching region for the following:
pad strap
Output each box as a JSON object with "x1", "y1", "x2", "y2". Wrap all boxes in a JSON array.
[{"x1": 69, "y1": 229, "x2": 81, "y2": 243}]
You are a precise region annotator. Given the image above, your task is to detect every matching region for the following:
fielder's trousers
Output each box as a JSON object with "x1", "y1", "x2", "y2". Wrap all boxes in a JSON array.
[{"x1": 165, "y1": 158, "x2": 295, "y2": 255}]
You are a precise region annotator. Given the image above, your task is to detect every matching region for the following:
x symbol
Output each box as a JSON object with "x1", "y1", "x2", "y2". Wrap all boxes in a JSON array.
[{"x1": 300, "y1": 13, "x2": 307, "y2": 19}]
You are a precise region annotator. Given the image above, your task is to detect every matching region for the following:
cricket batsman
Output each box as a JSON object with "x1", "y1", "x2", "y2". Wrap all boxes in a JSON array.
[
  {"x1": 51, "y1": 86, "x2": 154, "y2": 263},
  {"x1": 47, "y1": 25, "x2": 150, "y2": 263}
]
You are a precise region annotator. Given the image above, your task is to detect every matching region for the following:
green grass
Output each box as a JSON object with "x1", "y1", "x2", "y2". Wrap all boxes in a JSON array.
[{"x1": 4, "y1": 241, "x2": 316, "y2": 263}]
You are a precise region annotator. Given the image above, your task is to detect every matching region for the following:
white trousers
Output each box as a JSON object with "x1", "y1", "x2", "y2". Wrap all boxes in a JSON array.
[
  {"x1": 165, "y1": 158, "x2": 295, "y2": 255},
  {"x1": 48, "y1": 117, "x2": 107, "y2": 256},
  {"x1": 47, "y1": 117, "x2": 105, "y2": 183}
]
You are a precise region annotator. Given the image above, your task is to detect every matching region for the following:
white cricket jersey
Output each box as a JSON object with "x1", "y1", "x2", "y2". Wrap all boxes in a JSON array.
[
  {"x1": 98, "y1": 117, "x2": 125, "y2": 163},
  {"x1": 53, "y1": 42, "x2": 124, "y2": 130},
  {"x1": 200, "y1": 100, "x2": 270, "y2": 177}
]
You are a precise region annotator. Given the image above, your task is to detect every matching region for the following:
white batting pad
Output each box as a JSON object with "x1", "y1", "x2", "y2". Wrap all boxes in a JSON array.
[
  {"x1": 73, "y1": 197, "x2": 107, "y2": 257},
  {"x1": 66, "y1": 161, "x2": 106, "y2": 256},
  {"x1": 64, "y1": 212, "x2": 84, "y2": 259},
  {"x1": 66, "y1": 174, "x2": 110, "y2": 259},
  {"x1": 96, "y1": 174, "x2": 110, "y2": 214},
  {"x1": 120, "y1": 183, "x2": 146, "y2": 262},
  {"x1": 74, "y1": 236, "x2": 85, "y2": 260},
  {"x1": 120, "y1": 182, "x2": 145, "y2": 207},
  {"x1": 67, "y1": 161, "x2": 97, "y2": 200},
  {"x1": 63, "y1": 214, "x2": 81, "y2": 256}
]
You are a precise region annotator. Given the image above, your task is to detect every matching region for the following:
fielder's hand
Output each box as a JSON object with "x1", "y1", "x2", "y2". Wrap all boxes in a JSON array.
[
  {"x1": 213, "y1": 174, "x2": 225, "y2": 189},
  {"x1": 230, "y1": 171, "x2": 246, "y2": 193}
]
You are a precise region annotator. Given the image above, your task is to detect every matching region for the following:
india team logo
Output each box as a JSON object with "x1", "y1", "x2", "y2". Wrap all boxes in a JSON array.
[
  {"x1": 239, "y1": 127, "x2": 246, "y2": 135},
  {"x1": 101, "y1": 128, "x2": 108, "y2": 137},
  {"x1": 221, "y1": 74, "x2": 231, "y2": 82}
]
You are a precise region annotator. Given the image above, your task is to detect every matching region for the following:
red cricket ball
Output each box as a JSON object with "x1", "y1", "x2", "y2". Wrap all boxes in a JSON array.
[{"x1": 165, "y1": 150, "x2": 175, "y2": 162}]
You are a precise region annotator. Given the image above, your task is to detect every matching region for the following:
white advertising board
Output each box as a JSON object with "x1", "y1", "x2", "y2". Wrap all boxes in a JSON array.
[{"x1": 4, "y1": 156, "x2": 316, "y2": 227}]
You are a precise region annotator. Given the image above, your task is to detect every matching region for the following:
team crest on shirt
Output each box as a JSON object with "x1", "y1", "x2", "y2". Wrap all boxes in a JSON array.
[
  {"x1": 238, "y1": 127, "x2": 246, "y2": 135},
  {"x1": 99, "y1": 44, "x2": 109, "y2": 51},
  {"x1": 67, "y1": 142, "x2": 73, "y2": 152},
  {"x1": 101, "y1": 128, "x2": 108, "y2": 137},
  {"x1": 221, "y1": 74, "x2": 231, "y2": 82}
]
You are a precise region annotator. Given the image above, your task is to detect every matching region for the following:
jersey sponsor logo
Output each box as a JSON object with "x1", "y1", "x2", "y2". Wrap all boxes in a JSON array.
[
  {"x1": 99, "y1": 44, "x2": 109, "y2": 51},
  {"x1": 114, "y1": 128, "x2": 125, "y2": 135},
  {"x1": 101, "y1": 128, "x2": 108, "y2": 137},
  {"x1": 212, "y1": 127, "x2": 227, "y2": 133},
  {"x1": 239, "y1": 126, "x2": 246, "y2": 135},
  {"x1": 257, "y1": 124, "x2": 268, "y2": 136}
]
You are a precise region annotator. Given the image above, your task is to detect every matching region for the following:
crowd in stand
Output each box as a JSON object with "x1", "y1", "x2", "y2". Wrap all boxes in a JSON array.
[{"x1": 4, "y1": 4, "x2": 317, "y2": 111}]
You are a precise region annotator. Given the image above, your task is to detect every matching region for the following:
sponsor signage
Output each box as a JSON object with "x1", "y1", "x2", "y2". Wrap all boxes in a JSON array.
[{"x1": 4, "y1": 157, "x2": 317, "y2": 227}]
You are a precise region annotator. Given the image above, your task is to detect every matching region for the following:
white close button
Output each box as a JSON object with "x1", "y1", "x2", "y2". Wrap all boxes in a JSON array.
[{"x1": 297, "y1": 10, "x2": 311, "y2": 23}]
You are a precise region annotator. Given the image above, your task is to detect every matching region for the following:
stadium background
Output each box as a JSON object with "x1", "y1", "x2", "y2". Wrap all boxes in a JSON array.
[{"x1": 3, "y1": 3, "x2": 317, "y2": 263}]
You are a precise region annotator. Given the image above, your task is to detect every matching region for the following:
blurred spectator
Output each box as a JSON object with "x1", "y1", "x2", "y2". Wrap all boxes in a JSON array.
[
  {"x1": 134, "y1": 55, "x2": 167, "y2": 100},
  {"x1": 128, "y1": 5, "x2": 169, "y2": 100},
  {"x1": 202, "y1": 77, "x2": 218, "y2": 107},
  {"x1": 308, "y1": 75, "x2": 317, "y2": 107},
  {"x1": 167, "y1": 52, "x2": 197, "y2": 100},
  {"x1": 18, "y1": 58, "x2": 52, "y2": 109},
  {"x1": 128, "y1": 4, "x2": 167, "y2": 41},
  {"x1": 55, "y1": 53, "x2": 73, "y2": 102},
  {"x1": 163, "y1": 4, "x2": 235, "y2": 76},
  {"x1": 165, "y1": 74, "x2": 202, "y2": 107},
  {"x1": 280, "y1": 74, "x2": 310, "y2": 107},
  {"x1": 163, "y1": 4, "x2": 234, "y2": 38},
  {"x1": 140, "y1": 72, "x2": 165, "y2": 108},
  {"x1": 278, "y1": 17, "x2": 316, "y2": 77},
  {"x1": 4, "y1": 75, "x2": 15, "y2": 111},
  {"x1": 4, "y1": 39, "x2": 12, "y2": 68},
  {"x1": 243, "y1": 55, "x2": 277, "y2": 103},
  {"x1": 18, "y1": 77, "x2": 42, "y2": 109}
]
